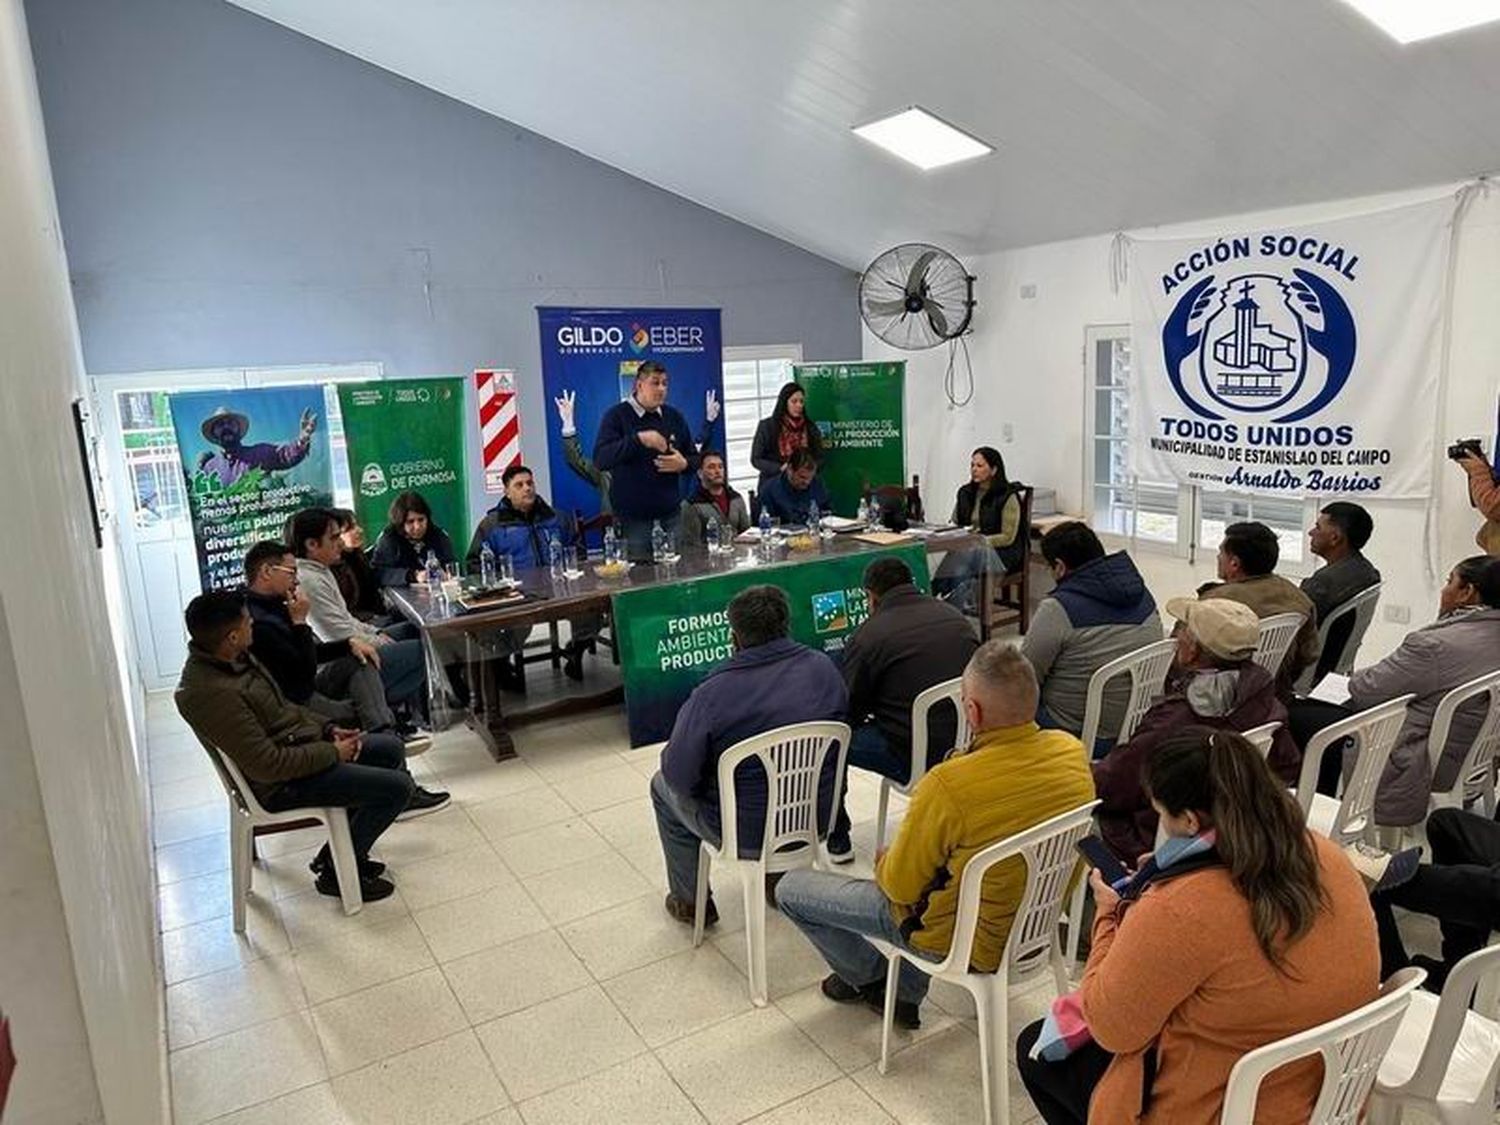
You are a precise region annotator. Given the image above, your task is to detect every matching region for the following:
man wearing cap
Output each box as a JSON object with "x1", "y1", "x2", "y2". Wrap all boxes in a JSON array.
[
  {"x1": 1092, "y1": 597, "x2": 1298, "y2": 863},
  {"x1": 198, "y1": 405, "x2": 319, "y2": 488}
]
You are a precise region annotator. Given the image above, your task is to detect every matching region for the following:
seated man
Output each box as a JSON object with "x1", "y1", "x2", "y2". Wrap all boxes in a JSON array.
[
  {"x1": 680, "y1": 449, "x2": 751, "y2": 545},
  {"x1": 776, "y1": 642, "x2": 1094, "y2": 1029},
  {"x1": 1198, "y1": 520, "x2": 1320, "y2": 695},
  {"x1": 175, "y1": 590, "x2": 445, "y2": 900},
  {"x1": 1021, "y1": 521, "x2": 1162, "y2": 745},
  {"x1": 650, "y1": 585, "x2": 847, "y2": 924},
  {"x1": 1301, "y1": 501, "x2": 1381, "y2": 682},
  {"x1": 244, "y1": 540, "x2": 436, "y2": 759},
  {"x1": 465, "y1": 464, "x2": 601, "y2": 682},
  {"x1": 758, "y1": 448, "x2": 830, "y2": 526},
  {"x1": 1093, "y1": 598, "x2": 1298, "y2": 863},
  {"x1": 290, "y1": 508, "x2": 431, "y2": 720},
  {"x1": 827, "y1": 556, "x2": 979, "y2": 861}
]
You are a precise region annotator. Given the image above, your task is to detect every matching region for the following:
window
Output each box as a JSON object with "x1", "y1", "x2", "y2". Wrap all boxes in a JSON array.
[
  {"x1": 117, "y1": 390, "x2": 187, "y2": 526},
  {"x1": 1083, "y1": 327, "x2": 1311, "y2": 566},
  {"x1": 721, "y1": 345, "x2": 803, "y2": 498}
]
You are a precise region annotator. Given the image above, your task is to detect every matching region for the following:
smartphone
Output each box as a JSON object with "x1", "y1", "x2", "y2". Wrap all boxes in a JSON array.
[{"x1": 1076, "y1": 836, "x2": 1131, "y2": 889}]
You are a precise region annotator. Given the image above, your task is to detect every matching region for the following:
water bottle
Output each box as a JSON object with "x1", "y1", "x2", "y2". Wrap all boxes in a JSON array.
[
  {"x1": 548, "y1": 532, "x2": 565, "y2": 580},
  {"x1": 856, "y1": 496, "x2": 870, "y2": 528},
  {"x1": 807, "y1": 497, "x2": 821, "y2": 535},
  {"x1": 758, "y1": 509, "x2": 773, "y2": 559},
  {"x1": 479, "y1": 541, "x2": 497, "y2": 587},
  {"x1": 651, "y1": 520, "x2": 668, "y2": 564},
  {"x1": 718, "y1": 516, "x2": 735, "y2": 555},
  {"x1": 704, "y1": 513, "x2": 721, "y2": 552},
  {"x1": 865, "y1": 492, "x2": 881, "y2": 531},
  {"x1": 424, "y1": 550, "x2": 443, "y2": 593},
  {"x1": 603, "y1": 523, "x2": 620, "y2": 565}
]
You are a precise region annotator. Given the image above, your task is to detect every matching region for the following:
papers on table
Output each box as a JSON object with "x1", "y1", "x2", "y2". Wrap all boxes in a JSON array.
[
  {"x1": 820, "y1": 515, "x2": 865, "y2": 533},
  {"x1": 1306, "y1": 672, "x2": 1352, "y2": 706}
]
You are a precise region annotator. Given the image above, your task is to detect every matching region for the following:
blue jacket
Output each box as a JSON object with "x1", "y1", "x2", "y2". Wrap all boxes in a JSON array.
[
  {"x1": 758, "y1": 473, "x2": 831, "y2": 525},
  {"x1": 660, "y1": 637, "x2": 848, "y2": 853},
  {"x1": 592, "y1": 399, "x2": 698, "y2": 520},
  {"x1": 465, "y1": 497, "x2": 574, "y2": 572}
]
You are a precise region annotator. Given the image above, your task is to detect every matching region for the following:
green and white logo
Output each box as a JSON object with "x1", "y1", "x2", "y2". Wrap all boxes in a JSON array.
[{"x1": 359, "y1": 462, "x2": 389, "y2": 497}]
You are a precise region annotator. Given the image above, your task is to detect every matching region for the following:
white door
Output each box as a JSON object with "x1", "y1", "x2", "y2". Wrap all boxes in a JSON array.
[{"x1": 93, "y1": 365, "x2": 377, "y2": 690}]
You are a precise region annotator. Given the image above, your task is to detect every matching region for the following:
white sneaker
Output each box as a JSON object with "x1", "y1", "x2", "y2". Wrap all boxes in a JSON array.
[{"x1": 1342, "y1": 841, "x2": 1421, "y2": 893}]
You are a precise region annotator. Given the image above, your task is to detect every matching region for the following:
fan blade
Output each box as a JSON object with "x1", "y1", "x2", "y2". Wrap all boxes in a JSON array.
[
  {"x1": 864, "y1": 297, "x2": 911, "y2": 317},
  {"x1": 924, "y1": 299, "x2": 949, "y2": 338},
  {"x1": 905, "y1": 250, "x2": 938, "y2": 297}
]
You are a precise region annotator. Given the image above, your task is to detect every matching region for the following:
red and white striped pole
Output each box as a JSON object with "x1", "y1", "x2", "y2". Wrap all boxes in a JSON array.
[{"x1": 474, "y1": 368, "x2": 521, "y2": 493}]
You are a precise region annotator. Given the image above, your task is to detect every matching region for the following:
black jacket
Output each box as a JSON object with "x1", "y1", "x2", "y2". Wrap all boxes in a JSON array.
[
  {"x1": 592, "y1": 400, "x2": 699, "y2": 520},
  {"x1": 750, "y1": 416, "x2": 825, "y2": 489},
  {"x1": 333, "y1": 548, "x2": 384, "y2": 619},
  {"x1": 952, "y1": 480, "x2": 1025, "y2": 572},
  {"x1": 370, "y1": 525, "x2": 458, "y2": 587},
  {"x1": 841, "y1": 583, "x2": 979, "y2": 759},
  {"x1": 245, "y1": 589, "x2": 350, "y2": 704}
]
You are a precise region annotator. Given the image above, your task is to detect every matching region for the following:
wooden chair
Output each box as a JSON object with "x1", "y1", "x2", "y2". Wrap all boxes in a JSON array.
[{"x1": 984, "y1": 484, "x2": 1035, "y2": 635}]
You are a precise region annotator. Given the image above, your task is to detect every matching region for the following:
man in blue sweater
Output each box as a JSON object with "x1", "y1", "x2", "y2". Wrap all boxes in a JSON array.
[
  {"x1": 591, "y1": 361, "x2": 699, "y2": 561},
  {"x1": 650, "y1": 585, "x2": 848, "y2": 924}
]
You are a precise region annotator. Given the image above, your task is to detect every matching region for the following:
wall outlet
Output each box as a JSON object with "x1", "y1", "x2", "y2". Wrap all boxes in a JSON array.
[
  {"x1": 1019, "y1": 283, "x2": 1037, "y2": 299},
  {"x1": 1382, "y1": 604, "x2": 1411, "y2": 625},
  {"x1": 1002, "y1": 422, "x2": 1015, "y2": 444}
]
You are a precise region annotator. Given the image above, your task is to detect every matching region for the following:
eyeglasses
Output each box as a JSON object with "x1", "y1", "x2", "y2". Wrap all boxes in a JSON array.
[{"x1": 269, "y1": 564, "x2": 298, "y2": 575}]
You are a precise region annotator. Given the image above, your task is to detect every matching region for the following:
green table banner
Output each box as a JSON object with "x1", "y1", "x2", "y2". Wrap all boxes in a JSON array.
[
  {"x1": 795, "y1": 361, "x2": 905, "y2": 515},
  {"x1": 612, "y1": 542, "x2": 929, "y2": 745},
  {"x1": 338, "y1": 378, "x2": 468, "y2": 543}
]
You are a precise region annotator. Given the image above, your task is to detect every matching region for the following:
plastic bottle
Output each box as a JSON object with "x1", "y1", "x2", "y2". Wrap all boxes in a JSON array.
[
  {"x1": 718, "y1": 517, "x2": 735, "y2": 555},
  {"x1": 704, "y1": 513, "x2": 721, "y2": 552},
  {"x1": 855, "y1": 496, "x2": 870, "y2": 528},
  {"x1": 651, "y1": 520, "x2": 668, "y2": 564},
  {"x1": 548, "y1": 532, "x2": 565, "y2": 580},
  {"x1": 424, "y1": 550, "x2": 443, "y2": 593},
  {"x1": 758, "y1": 509, "x2": 773, "y2": 559},
  {"x1": 479, "y1": 542, "x2": 497, "y2": 587},
  {"x1": 807, "y1": 497, "x2": 821, "y2": 535},
  {"x1": 603, "y1": 523, "x2": 619, "y2": 565}
]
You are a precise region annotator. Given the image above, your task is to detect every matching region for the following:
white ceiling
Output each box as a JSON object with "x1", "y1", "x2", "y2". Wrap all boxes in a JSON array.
[{"x1": 226, "y1": 0, "x2": 1500, "y2": 270}]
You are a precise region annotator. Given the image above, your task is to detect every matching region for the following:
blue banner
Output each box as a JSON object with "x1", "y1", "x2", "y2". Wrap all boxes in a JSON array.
[
  {"x1": 537, "y1": 307, "x2": 723, "y2": 521},
  {"x1": 169, "y1": 386, "x2": 335, "y2": 590}
]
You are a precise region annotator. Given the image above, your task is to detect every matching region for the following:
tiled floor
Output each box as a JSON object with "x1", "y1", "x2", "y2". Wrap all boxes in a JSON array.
[{"x1": 145, "y1": 687, "x2": 1056, "y2": 1125}]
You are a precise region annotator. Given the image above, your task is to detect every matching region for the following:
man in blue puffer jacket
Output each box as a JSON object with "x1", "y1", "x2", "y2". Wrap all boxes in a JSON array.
[
  {"x1": 1020, "y1": 521, "x2": 1162, "y2": 750},
  {"x1": 465, "y1": 464, "x2": 600, "y2": 682}
]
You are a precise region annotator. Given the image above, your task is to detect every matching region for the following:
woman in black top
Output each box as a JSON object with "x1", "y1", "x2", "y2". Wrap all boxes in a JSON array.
[
  {"x1": 952, "y1": 446, "x2": 1025, "y2": 573},
  {"x1": 370, "y1": 491, "x2": 458, "y2": 586},
  {"x1": 750, "y1": 382, "x2": 825, "y2": 492}
]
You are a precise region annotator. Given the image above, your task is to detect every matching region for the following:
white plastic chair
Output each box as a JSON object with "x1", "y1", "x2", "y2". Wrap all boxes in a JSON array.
[
  {"x1": 871, "y1": 677, "x2": 968, "y2": 854},
  {"x1": 1244, "y1": 721, "x2": 1282, "y2": 759},
  {"x1": 875, "y1": 800, "x2": 1099, "y2": 1125},
  {"x1": 692, "y1": 720, "x2": 851, "y2": 1006},
  {"x1": 1370, "y1": 945, "x2": 1500, "y2": 1124},
  {"x1": 1220, "y1": 967, "x2": 1425, "y2": 1124},
  {"x1": 198, "y1": 738, "x2": 363, "y2": 926},
  {"x1": 1296, "y1": 696, "x2": 1415, "y2": 845},
  {"x1": 1426, "y1": 669, "x2": 1500, "y2": 817},
  {"x1": 1295, "y1": 583, "x2": 1383, "y2": 695},
  {"x1": 1065, "y1": 638, "x2": 1175, "y2": 965},
  {"x1": 1252, "y1": 611, "x2": 1308, "y2": 680}
]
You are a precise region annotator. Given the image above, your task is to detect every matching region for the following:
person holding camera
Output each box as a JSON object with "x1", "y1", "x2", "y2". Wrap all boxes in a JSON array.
[{"x1": 1452, "y1": 438, "x2": 1500, "y2": 556}]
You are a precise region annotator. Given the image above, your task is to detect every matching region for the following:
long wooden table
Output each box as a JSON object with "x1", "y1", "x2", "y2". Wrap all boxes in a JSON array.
[{"x1": 385, "y1": 527, "x2": 991, "y2": 760}]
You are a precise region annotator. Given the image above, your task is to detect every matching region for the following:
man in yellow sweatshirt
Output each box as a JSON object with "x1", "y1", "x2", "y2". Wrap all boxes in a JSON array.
[{"x1": 776, "y1": 641, "x2": 1095, "y2": 1029}]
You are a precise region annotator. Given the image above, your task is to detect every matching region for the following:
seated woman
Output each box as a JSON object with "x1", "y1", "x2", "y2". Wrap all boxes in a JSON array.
[
  {"x1": 750, "y1": 381, "x2": 825, "y2": 494},
  {"x1": 328, "y1": 507, "x2": 386, "y2": 622},
  {"x1": 370, "y1": 491, "x2": 458, "y2": 587},
  {"x1": 932, "y1": 446, "x2": 1025, "y2": 605},
  {"x1": 1287, "y1": 555, "x2": 1500, "y2": 823},
  {"x1": 1018, "y1": 728, "x2": 1380, "y2": 1125}
]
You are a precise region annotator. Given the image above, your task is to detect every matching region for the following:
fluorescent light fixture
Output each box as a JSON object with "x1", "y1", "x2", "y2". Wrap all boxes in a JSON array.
[
  {"x1": 852, "y1": 107, "x2": 992, "y2": 171},
  {"x1": 1338, "y1": 0, "x2": 1500, "y2": 43}
]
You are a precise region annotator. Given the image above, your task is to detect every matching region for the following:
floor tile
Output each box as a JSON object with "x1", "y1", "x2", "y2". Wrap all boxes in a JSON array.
[
  {"x1": 162, "y1": 901, "x2": 291, "y2": 985},
  {"x1": 293, "y1": 917, "x2": 436, "y2": 1005},
  {"x1": 160, "y1": 869, "x2": 233, "y2": 931},
  {"x1": 250, "y1": 844, "x2": 325, "y2": 901},
  {"x1": 412, "y1": 882, "x2": 551, "y2": 963},
  {"x1": 773, "y1": 983, "x2": 954, "y2": 1073},
  {"x1": 466, "y1": 786, "x2": 576, "y2": 842},
  {"x1": 744, "y1": 1078, "x2": 895, "y2": 1124},
  {"x1": 149, "y1": 746, "x2": 218, "y2": 787},
  {"x1": 254, "y1": 823, "x2": 331, "y2": 859},
  {"x1": 156, "y1": 833, "x2": 230, "y2": 887},
  {"x1": 276, "y1": 883, "x2": 412, "y2": 950},
  {"x1": 489, "y1": 817, "x2": 613, "y2": 878},
  {"x1": 519, "y1": 739, "x2": 630, "y2": 784},
  {"x1": 153, "y1": 774, "x2": 228, "y2": 813},
  {"x1": 618, "y1": 839, "x2": 671, "y2": 890},
  {"x1": 167, "y1": 953, "x2": 307, "y2": 1049},
  {"x1": 374, "y1": 807, "x2": 486, "y2": 866},
  {"x1": 655, "y1": 1006, "x2": 841, "y2": 1125},
  {"x1": 516, "y1": 1054, "x2": 705, "y2": 1125},
  {"x1": 712, "y1": 907, "x2": 832, "y2": 1001},
  {"x1": 583, "y1": 796, "x2": 657, "y2": 851},
  {"x1": 468, "y1": 1111, "x2": 522, "y2": 1125},
  {"x1": 603, "y1": 945, "x2": 753, "y2": 1046},
  {"x1": 442, "y1": 929, "x2": 592, "y2": 1024},
  {"x1": 474, "y1": 984, "x2": 646, "y2": 1102},
  {"x1": 155, "y1": 802, "x2": 230, "y2": 847},
  {"x1": 311, "y1": 966, "x2": 468, "y2": 1075},
  {"x1": 851, "y1": 1023, "x2": 994, "y2": 1125},
  {"x1": 523, "y1": 851, "x2": 655, "y2": 925},
  {"x1": 169, "y1": 1011, "x2": 327, "y2": 1124},
  {"x1": 330, "y1": 1029, "x2": 508, "y2": 1125},
  {"x1": 390, "y1": 843, "x2": 514, "y2": 911},
  {"x1": 199, "y1": 1082, "x2": 346, "y2": 1125},
  {"x1": 432, "y1": 757, "x2": 547, "y2": 805},
  {"x1": 554, "y1": 764, "x2": 649, "y2": 814},
  {"x1": 557, "y1": 893, "x2": 696, "y2": 980}
]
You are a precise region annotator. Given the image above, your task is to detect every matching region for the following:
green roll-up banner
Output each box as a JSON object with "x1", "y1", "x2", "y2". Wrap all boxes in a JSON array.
[
  {"x1": 795, "y1": 361, "x2": 905, "y2": 514},
  {"x1": 338, "y1": 378, "x2": 469, "y2": 542},
  {"x1": 613, "y1": 542, "x2": 929, "y2": 745}
]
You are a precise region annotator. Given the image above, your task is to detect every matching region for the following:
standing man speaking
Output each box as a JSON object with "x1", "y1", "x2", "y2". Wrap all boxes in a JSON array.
[{"x1": 592, "y1": 361, "x2": 699, "y2": 561}]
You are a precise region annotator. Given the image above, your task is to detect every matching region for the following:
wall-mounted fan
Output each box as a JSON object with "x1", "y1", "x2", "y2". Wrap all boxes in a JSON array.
[{"x1": 859, "y1": 242, "x2": 975, "y2": 350}]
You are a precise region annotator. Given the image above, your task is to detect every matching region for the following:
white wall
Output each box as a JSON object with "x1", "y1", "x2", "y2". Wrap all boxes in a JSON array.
[
  {"x1": 0, "y1": 1, "x2": 167, "y2": 1121},
  {"x1": 873, "y1": 181, "x2": 1500, "y2": 664}
]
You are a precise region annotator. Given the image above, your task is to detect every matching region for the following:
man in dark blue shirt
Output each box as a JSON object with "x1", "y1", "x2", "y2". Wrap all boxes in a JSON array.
[
  {"x1": 758, "y1": 449, "x2": 831, "y2": 526},
  {"x1": 591, "y1": 361, "x2": 698, "y2": 561}
]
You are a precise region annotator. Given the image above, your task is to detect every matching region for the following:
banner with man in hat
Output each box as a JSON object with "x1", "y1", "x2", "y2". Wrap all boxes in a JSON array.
[{"x1": 169, "y1": 386, "x2": 334, "y2": 590}]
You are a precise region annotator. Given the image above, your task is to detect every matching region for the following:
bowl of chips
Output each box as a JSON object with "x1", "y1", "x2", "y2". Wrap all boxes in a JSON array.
[{"x1": 592, "y1": 560, "x2": 629, "y2": 578}]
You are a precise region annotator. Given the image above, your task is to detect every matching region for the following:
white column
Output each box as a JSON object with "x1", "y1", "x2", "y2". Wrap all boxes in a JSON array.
[{"x1": 0, "y1": 1, "x2": 167, "y2": 1122}]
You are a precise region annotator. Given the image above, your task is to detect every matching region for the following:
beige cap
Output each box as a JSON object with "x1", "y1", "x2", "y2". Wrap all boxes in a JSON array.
[{"x1": 1165, "y1": 596, "x2": 1261, "y2": 661}]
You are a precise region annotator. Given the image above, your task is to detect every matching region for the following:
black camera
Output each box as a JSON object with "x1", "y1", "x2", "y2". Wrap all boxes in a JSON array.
[{"x1": 1448, "y1": 438, "x2": 1485, "y2": 462}]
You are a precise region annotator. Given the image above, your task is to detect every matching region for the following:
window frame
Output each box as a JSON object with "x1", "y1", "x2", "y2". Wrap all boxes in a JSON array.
[{"x1": 721, "y1": 343, "x2": 804, "y2": 499}]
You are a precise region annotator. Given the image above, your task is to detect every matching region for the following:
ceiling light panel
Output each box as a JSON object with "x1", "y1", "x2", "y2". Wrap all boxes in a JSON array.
[
  {"x1": 852, "y1": 107, "x2": 992, "y2": 171},
  {"x1": 1338, "y1": 0, "x2": 1500, "y2": 43}
]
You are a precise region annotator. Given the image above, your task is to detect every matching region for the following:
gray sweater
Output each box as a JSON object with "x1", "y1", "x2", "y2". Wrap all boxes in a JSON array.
[{"x1": 296, "y1": 557, "x2": 380, "y2": 644}]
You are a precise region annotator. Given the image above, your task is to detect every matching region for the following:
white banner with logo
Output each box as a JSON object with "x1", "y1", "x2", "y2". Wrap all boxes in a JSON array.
[{"x1": 1125, "y1": 196, "x2": 1455, "y2": 500}]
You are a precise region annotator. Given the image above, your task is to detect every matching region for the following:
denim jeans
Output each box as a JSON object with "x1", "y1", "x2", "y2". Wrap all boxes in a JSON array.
[
  {"x1": 830, "y1": 721, "x2": 906, "y2": 847},
  {"x1": 262, "y1": 731, "x2": 415, "y2": 859},
  {"x1": 775, "y1": 869, "x2": 935, "y2": 1003},
  {"x1": 313, "y1": 656, "x2": 396, "y2": 730},
  {"x1": 650, "y1": 770, "x2": 721, "y2": 903},
  {"x1": 621, "y1": 511, "x2": 682, "y2": 563},
  {"x1": 375, "y1": 638, "x2": 427, "y2": 714}
]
